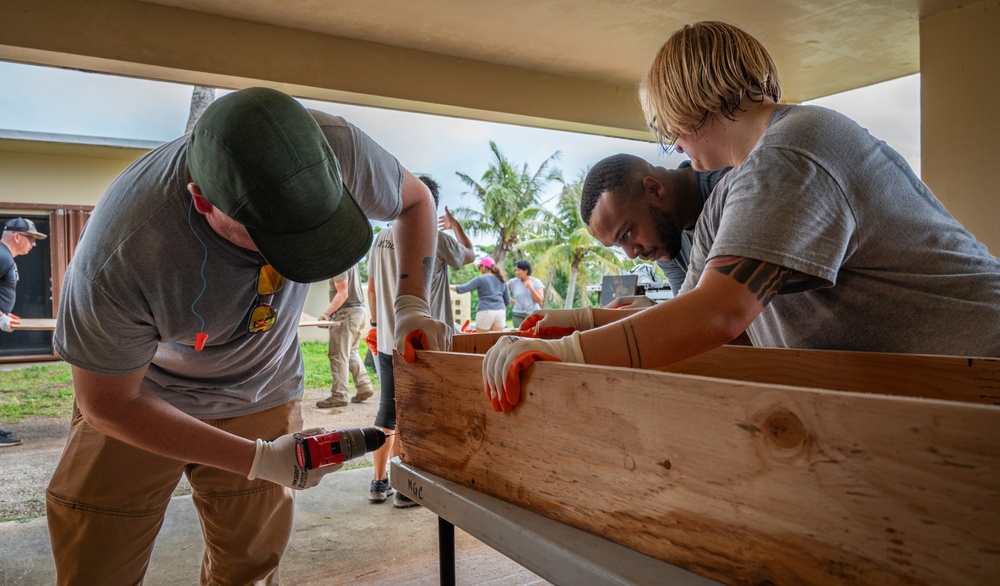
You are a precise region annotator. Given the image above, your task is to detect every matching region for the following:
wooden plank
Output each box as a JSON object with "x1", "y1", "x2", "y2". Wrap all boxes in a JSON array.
[
  {"x1": 11, "y1": 318, "x2": 56, "y2": 330},
  {"x1": 450, "y1": 333, "x2": 1000, "y2": 405},
  {"x1": 395, "y1": 350, "x2": 1000, "y2": 586},
  {"x1": 662, "y1": 345, "x2": 1000, "y2": 406},
  {"x1": 10, "y1": 318, "x2": 338, "y2": 330}
]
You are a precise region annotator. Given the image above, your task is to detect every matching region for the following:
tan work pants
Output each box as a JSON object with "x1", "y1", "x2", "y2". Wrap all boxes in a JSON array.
[
  {"x1": 327, "y1": 305, "x2": 373, "y2": 401},
  {"x1": 46, "y1": 400, "x2": 302, "y2": 586}
]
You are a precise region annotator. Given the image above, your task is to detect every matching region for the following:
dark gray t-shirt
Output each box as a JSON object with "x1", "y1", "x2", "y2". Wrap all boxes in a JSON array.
[
  {"x1": 54, "y1": 111, "x2": 404, "y2": 418},
  {"x1": 681, "y1": 105, "x2": 1000, "y2": 357},
  {"x1": 655, "y1": 161, "x2": 731, "y2": 293}
]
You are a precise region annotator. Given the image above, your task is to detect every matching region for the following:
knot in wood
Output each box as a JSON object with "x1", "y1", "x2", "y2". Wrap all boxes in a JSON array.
[{"x1": 761, "y1": 407, "x2": 809, "y2": 451}]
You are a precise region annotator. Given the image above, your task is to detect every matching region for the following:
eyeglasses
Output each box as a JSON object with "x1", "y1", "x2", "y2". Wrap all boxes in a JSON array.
[
  {"x1": 17, "y1": 233, "x2": 38, "y2": 244},
  {"x1": 248, "y1": 264, "x2": 285, "y2": 334}
]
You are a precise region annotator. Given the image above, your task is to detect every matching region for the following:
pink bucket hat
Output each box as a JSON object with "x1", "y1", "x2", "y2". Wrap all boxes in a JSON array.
[{"x1": 476, "y1": 256, "x2": 496, "y2": 269}]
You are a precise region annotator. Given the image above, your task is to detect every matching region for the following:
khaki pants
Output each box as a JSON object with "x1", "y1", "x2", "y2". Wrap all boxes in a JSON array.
[
  {"x1": 46, "y1": 400, "x2": 303, "y2": 586},
  {"x1": 326, "y1": 305, "x2": 373, "y2": 401}
]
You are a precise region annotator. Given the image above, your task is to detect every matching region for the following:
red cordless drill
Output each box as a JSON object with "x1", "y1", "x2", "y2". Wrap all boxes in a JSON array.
[{"x1": 294, "y1": 427, "x2": 388, "y2": 470}]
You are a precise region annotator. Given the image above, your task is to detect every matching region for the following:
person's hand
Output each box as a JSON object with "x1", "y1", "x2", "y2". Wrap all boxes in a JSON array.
[
  {"x1": 247, "y1": 428, "x2": 343, "y2": 490},
  {"x1": 0, "y1": 313, "x2": 19, "y2": 333},
  {"x1": 482, "y1": 333, "x2": 584, "y2": 412},
  {"x1": 519, "y1": 308, "x2": 594, "y2": 339},
  {"x1": 437, "y1": 206, "x2": 458, "y2": 231},
  {"x1": 603, "y1": 295, "x2": 655, "y2": 309},
  {"x1": 319, "y1": 314, "x2": 332, "y2": 329},
  {"x1": 365, "y1": 327, "x2": 377, "y2": 353},
  {"x1": 394, "y1": 295, "x2": 452, "y2": 363}
]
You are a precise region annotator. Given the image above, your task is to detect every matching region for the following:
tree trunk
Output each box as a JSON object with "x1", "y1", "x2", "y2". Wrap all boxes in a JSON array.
[
  {"x1": 564, "y1": 263, "x2": 579, "y2": 309},
  {"x1": 185, "y1": 86, "x2": 216, "y2": 134}
]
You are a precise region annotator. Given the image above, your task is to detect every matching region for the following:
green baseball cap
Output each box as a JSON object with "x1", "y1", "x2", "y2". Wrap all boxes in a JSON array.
[{"x1": 187, "y1": 87, "x2": 372, "y2": 283}]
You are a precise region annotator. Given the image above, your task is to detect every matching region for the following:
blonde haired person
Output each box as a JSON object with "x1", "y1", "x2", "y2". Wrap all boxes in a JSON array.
[{"x1": 481, "y1": 20, "x2": 1000, "y2": 413}]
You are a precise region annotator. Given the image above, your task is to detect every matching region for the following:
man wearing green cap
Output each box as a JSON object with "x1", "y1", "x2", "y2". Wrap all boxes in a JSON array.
[{"x1": 47, "y1": 87, "x2": 446, "y2": 584}]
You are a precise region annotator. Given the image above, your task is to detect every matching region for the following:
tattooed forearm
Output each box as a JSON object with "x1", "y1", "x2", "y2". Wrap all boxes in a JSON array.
[
  {"x1": 621, "y1": 320, "x2": 642, "y2": 368},
  {"x1": 710, "y1": 258, "x2": 790, "y2": 306}
]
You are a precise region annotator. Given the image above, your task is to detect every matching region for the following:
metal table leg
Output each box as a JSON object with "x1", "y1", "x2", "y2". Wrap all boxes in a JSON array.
[{"x1": 439, "y1": 516, "x2": 456, "y2": 586}]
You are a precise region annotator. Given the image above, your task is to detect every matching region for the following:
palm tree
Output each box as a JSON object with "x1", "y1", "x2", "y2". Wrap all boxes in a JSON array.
[
  {"x1": 185, "y1": 86, "x2": 216, "y2": 133},
  {"x1": 453, "y1": 142, "x2": 562, "y2": 267},
  {"x1": 521, "y1": 171, "x2": 625, "y2": 308}
]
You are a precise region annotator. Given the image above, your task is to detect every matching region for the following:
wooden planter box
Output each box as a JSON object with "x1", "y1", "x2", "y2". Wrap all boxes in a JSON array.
[{"x1": 394, "y1": 333, "x2": 999, "y2": 586}]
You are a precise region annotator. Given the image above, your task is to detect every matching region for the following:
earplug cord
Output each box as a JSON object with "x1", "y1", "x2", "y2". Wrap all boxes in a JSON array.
[{"x1": 187, "y1": 198, "x2": 209, "y2": 346}]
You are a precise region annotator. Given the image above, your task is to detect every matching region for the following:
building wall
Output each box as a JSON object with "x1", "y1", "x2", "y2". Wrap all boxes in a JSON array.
[
  {"x1": 0, "y1": 137, "x2": 338, "y2": 331},
  {"x1": 921, "y1": 1, "x2": 1000, "y2": 254}
]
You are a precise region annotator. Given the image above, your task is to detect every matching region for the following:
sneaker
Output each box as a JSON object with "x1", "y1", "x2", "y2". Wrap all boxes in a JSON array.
[
  {"x1": 352, "y1": 387, "x2": 375, "y2": 403},
  {"x1": 316, "y1": 396, "x2": 349, "y2": 408},
  {"x1": 0, "y1": 429, "x2": 22, "y2": 447},
  {"x1": 369, "y1": 478, "x2": 394, "y2": 503},
  {"x1": 393, "y1": 492, "x2": 419, "y2": 509}
]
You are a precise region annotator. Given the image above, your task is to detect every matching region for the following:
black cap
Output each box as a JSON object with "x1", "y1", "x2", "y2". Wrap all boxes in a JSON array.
[{"x1": 3, "y1": 218, "x2": 47, "y2": 239}]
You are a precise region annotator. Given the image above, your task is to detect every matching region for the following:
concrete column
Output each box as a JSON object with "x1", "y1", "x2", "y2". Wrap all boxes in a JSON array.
[{"x1": 920, "y1": 1, "x2": 1000, "y2": 253}]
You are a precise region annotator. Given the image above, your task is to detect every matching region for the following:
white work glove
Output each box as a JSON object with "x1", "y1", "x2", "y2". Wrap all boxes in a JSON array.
[
  {"x1": 0, "y1": 313, "x2": 18, "y2": 333},
  {"x1": 482, "y1": 332, "x2": 584, "y2": 412},
  {"x1": 394, "y1": 295, "x2": 452, "y2": 363},
  {"x1": 518, "y1": 308, "x2": 594, "y2": 339},
  {"x1": 603, "y1": 295, "x2": 655, "y2": 309},
  {"x1": 247, "y1": 428, "x2": 343, "y2": 490}
]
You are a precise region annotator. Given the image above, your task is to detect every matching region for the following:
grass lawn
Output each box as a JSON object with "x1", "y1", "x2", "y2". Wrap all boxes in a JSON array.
[{"x1": 0, "y1": 341, "x2": 377, "y2": 423}]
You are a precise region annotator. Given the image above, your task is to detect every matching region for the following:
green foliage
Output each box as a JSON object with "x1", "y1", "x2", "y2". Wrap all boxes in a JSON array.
[
  {"x1": 300, "y1": 340, "x2": 379, "y2": 391},
  {"x1": 0, "y1": 363, "x2": 75, "y2": 422},
  {"x1": 453, "y1": 141, "x2": 562, "y2": 267},
  {"x1": 300, "y1": 341, "x2": 332, "y2": 389},
  {"x1": 519, "y1": 170, "x2": 629, "y2": 308}
]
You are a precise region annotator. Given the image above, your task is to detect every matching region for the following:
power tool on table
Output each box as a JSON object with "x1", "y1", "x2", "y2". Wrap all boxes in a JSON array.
[{"x1": 294, "y1": 427, "x2": 388, "y2": 470}]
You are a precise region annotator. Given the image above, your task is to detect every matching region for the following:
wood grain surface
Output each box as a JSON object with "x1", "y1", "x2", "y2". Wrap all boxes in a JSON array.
[{"x1": 395, "y1": 343, "x2": 1000, "y2": 585}]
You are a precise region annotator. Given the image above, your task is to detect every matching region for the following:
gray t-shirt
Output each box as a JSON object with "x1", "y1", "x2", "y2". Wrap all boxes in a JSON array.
[
  {"x1": 509, "y1": 277, "x2": 543, "y2": 315},
  {"x1": 655, "y1": 161, "x2": 730, "y2": 293},
  {"x1": 455, "y1": 274, "x2": 510, "y2": 311},
  {"x1": 330, "y1": 264, "x2": 365, "y2": 310},
  {"x1": 681, "y1": 105, "x2": 1000, "y2": 357},
  {"x1": 431, "y1": 231, "x2": 473, "y2": 325},
  {"x1": 370, "y1": 227, "x2": 471, "y2": 350},
  {"x1": 54, "y1": 111, "x2": 404, "y2": 418}
]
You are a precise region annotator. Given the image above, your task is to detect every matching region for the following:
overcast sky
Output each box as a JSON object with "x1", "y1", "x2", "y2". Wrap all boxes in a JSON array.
[{"x1": 0, "y1": 60, "x2": 921, "y2": 240}]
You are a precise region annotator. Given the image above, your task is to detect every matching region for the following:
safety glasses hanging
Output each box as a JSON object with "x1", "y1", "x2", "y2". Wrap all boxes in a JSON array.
[{"x1": 248, "y1": 265, "x2": 285, "y2": 334}]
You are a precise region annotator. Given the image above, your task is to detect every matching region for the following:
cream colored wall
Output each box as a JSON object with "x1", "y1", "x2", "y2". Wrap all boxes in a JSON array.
[
  {"x1": 920, "y1": 1, "x2": 1000, "y2": 254},
  {"x1": 0, "y1": 140, "x2": 145, "y2": 206}
]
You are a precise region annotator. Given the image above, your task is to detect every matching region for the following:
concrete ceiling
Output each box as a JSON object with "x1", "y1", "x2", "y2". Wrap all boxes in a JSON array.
[
  {"x1": 142, "y1": 0, "x2": 966, "y2": 101},
  {"x1": 0, "y1": 0, "x2": 976, "y2": 139}
]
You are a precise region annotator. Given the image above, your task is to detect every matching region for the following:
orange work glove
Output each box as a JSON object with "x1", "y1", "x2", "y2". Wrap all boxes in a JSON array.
[{"x1": 518, "y1": 308, "x2": 595, "y2": 339}]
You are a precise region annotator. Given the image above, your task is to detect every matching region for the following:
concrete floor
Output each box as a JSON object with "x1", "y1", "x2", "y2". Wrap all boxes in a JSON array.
[{"x1": 0, "y1": 467, "x2": 549, "y2": 586}]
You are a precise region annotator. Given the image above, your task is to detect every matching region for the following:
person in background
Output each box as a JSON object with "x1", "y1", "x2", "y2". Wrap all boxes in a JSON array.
[
  {"x1": 363, "y1": 174, "x2": 473, "y2": 507},
  {"x1": 424, "y1": 176, "x2": 476, "y2": 327},
  {"x1": 0, "y1": 217, "x2": 48, "y2": 447},
  {"x1": 366, "y1": 227, "x2": 415, "y2": 507},
  {"x1": 482, "y1": 20, "x2": 1000, "y2": 413},
  {"x1": 317, "y1": 263, "x2": 375, "y2": 408},
  {"x1": 508, "y1": 259, "x2": 544, "y2": 329},
  {"x1": 46, "y1": 87, "x2": 445, "y2": 584},
  {"x1": 581, "y1": 154, "x2": 731, "y2": 297},
  {"x1": 452, "y1": 256, "x2": 510, "y2": 332}
]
